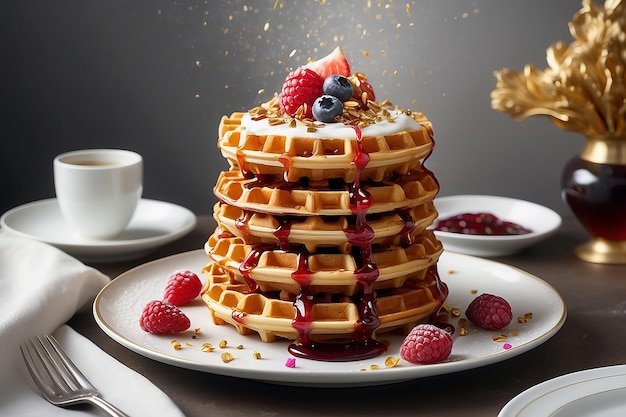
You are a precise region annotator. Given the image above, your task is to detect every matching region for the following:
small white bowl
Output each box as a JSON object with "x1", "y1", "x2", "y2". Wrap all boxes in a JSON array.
[{"x1": 432, "y1": 195, "x2": 562, "y2": 257}]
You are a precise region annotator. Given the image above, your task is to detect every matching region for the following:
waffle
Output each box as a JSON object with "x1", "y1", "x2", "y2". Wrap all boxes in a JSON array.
[
  {"x1": 214, "y1": 168, "x2": 439, "y2": 216},
  {"x1": 201, "y1": 53, "x2": 447, "y2": 358},
  {"x1": 213, "y1": 201, "x2": 438, "y2": 253},
  {"x1": 201, "y1": 261, "x2": 447, "y2": 343},
  {"x1": 217, "y1": 111, "x2": 434, "y2": 182},
  {"x1": 205, "y1": 229, "x2": 443, "y2": 295}
]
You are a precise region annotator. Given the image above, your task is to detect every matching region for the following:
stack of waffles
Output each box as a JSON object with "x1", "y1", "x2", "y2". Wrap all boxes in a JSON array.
[{"x1": 201, "y1": 100, "x2": 447, "y2": 360}]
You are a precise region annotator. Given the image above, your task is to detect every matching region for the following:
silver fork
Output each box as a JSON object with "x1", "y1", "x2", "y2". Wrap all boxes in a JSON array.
[{"x1": 20, "y1": 334, "x2": 131, "y2": 417}]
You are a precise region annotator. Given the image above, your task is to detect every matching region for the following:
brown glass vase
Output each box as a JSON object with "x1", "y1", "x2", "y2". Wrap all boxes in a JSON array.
[{"x1": 561, "y1": 136, "x2": 626, "y2": 263}]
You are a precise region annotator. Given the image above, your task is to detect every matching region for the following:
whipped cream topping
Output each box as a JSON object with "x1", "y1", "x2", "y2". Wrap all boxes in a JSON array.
[{"x1": 240, "y1": 109, "x2": 422, "y2": 139}]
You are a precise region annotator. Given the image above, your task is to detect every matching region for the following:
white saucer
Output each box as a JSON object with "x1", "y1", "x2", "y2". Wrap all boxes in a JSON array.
[
  {"x1": 1, "y1": 198, "x2": 197, "y2": 262},
  {"x1": 499, "y1": 365, "x2": 626, "y2": 417}
]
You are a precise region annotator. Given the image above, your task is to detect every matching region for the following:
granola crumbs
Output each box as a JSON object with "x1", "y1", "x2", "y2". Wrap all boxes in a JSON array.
[
  {"x1": 192, "y1": 328, "x2": 201, "y2": 339},
  {"x1": 518, "y1": 312, "x2": 533, "y2": 323},
  {"x1": 253, "y1": 351, "x2": 262, "y2": 360},
  {"x1": 385, "y1": 356, "x2": 400, "y2": 368},
  {"x1": 219, "y1": 339, "x2": 228, "y2": 348},
  {"x1": 170, "y1": 340, "x2": 182, "y2": 350},
  {"x1": 248, "y1": 90, "x2": 409, "y2": 131},
  {"x1": 221, "y1": 352, "x2": 235, "y2": 363},
  {"x1": 458, "y1": 318, "x2": 467, "y2": 336},
  {"x1": 200, "y1": 343, "x2": 215, "y2": 353},
  {"x1": 493, "y1": 334, "x2": 508, "y2": 342}
]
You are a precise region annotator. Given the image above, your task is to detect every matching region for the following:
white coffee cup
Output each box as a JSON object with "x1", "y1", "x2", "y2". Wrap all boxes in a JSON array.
[{"x1": 54, "y1": 149, "x2": 143, "y2": 239}]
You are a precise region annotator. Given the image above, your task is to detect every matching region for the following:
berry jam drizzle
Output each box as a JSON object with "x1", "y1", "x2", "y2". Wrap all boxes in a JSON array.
[
  {"x1": 426, "y1": 265, "x2": 452, "y2": 333},
  {"x1": 395, "y1": 208, "x2": 416, "y2": 247},
  {"x1": 238, "y1": 246, "x2": 271, "y2": 294},
  {"x1": 234, "y1": 209, "x2": 253, "y2": 235},
  {"x1": 278, "y1": 154, "x2": 292, "y2": 182},
  {"x1": 288, "y1": 125, "x2": 386, "y2": 361},
  {"x1": 236, "y1": 149, "x2": 254, "y2": 179}
]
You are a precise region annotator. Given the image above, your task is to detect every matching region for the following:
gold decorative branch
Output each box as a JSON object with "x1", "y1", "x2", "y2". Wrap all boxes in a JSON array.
[{"x1": 491, "y1": 0, "x2": 626, "y2": 139}]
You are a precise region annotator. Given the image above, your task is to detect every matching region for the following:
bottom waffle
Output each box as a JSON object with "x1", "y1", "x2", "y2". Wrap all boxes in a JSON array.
[{"x1": 201, "y1": 262, "x2": 448, "y2": 343}]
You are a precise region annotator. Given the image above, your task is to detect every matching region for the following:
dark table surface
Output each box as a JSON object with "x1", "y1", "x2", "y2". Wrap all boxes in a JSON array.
[{"x1": 70, "y1": 215, "x2": 626, "y2": 417}]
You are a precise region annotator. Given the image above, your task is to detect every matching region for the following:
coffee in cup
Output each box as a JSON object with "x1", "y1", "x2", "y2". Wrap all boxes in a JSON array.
[{"x1": 53, "y1": 149, "x2": 143, "y2": 239}]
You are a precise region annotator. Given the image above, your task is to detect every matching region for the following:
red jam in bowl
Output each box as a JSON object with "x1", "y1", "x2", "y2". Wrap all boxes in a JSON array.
[{"x1": 435, "y1": 212, "x2": 532, "y2": 236}]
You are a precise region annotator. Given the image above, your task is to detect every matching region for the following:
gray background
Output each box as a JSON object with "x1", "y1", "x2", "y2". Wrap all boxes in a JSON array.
[{"x1": 1, "y1": 0, "x2": 584, "y2": 217}]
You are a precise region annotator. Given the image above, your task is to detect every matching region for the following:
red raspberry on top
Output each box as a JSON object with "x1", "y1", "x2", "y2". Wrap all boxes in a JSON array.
[
  {"x1": 163, "y1": 269, "x2": 202, "y2": 306},
  {"x1": 465, "y1": 293, "x2": 513, "y2": 330},
  {"x1": 278, "y1": 67, "x2": 324, "y2": 119},
  {"x1": 139, "y1": 300, "x2": 191, "y2": 334},
  {"x1": 400, "y1": 324, "x2": 453, "y2": 364}
]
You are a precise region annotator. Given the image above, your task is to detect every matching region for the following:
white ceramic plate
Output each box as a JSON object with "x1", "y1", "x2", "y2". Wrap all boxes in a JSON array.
[
  {"x1": 93, "y1": 250, "x2": 566, "y2": 387},
  {"x1": 433, "y1": 195, "x2": 562, "y2": 257},
  {"x1": 499, "y1": 365, "x2": 626, "y2": 417},
  {"x1": 0, "y1": 198, "x2": 196, "y2": 262}
]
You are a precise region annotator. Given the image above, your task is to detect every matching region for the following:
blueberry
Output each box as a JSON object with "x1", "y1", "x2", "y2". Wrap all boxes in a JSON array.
[
  {"x1": 322, "y1": 74, "x2": 354, "y2": 102},
  {"x1": 312, "y1": 95, "x2": 344, "y2": 122}
]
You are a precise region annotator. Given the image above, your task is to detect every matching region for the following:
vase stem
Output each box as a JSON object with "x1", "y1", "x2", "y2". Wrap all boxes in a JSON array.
[{"x1": 575, "y1": 238, "x2": 626, "y2": 264}]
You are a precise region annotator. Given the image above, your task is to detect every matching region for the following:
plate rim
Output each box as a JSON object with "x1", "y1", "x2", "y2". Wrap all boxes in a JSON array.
[
  {"x1": 498, "y1": 364, "x2": 626, "y2": 417},
  {"x1": 94, "y1": 250, "x2": 567, "y2": 387}
]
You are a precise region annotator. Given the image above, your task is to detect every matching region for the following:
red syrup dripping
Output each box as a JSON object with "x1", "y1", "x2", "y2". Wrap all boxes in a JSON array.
[
  {"x1": 235, "y1": 210, "x2": 252, "y2": 235},
  {"x1": 237, "y1": 244, "x2": 276, "y2": 294},
  {"x1": 289, "y1": 251, "x2": 314, "y2": 342},
  {"x1": 232, "y1": 310, "x2": 247, "y2": 325},
  {"x1": 288, "y1": 249, "x2": 387, "y2": 362},
  {"x1": 278, "y1": 154, "x2": 292, "y2": 182},
  {"x1": 426, "y1": 265, "x2": 453, "y2": 334},
  {"x1": 273, "y1": 216, "x2": 294, "y2": 251},
  {"x1": 289, "y1": 125, "x2": 387, "y2": 361},
  {"x1": 395, "y1": 208, "x2": 416, "y2": 247},
  {"x1": 236, "y1": 149, "x2": 255, "y2": 179}
]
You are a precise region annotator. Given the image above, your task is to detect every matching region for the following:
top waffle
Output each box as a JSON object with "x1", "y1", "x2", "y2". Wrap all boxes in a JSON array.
[{"x1": 218, "y1": 109, "x2": 434, "y2": 182}]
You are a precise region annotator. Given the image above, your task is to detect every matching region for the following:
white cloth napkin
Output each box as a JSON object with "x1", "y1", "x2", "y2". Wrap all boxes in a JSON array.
[{"x1": 0, "y1": 230, "x2": 185, "y2": 417}]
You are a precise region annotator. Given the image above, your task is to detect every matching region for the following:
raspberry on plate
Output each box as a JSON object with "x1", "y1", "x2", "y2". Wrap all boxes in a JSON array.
[
  {"x1": 139, "y1": 300, "x2": 191, "y2": 334},
  {"x1": 465, "y1": 293, "x2": 513, "y2": 330},
  {"x1": 400, "y1": 324, "x2": 453, "y2": 364},
  {"x1": 163, "y1": 269, "x2": 202, "y2": 306},
  {"x1": 278, "y1": 67, "x2": 324, "y2": 119}
]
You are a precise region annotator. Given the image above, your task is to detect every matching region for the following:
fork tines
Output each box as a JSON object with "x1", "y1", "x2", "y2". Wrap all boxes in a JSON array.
[{"x1": 21, "y1": 335, "x2": 95, "y2": 397}]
